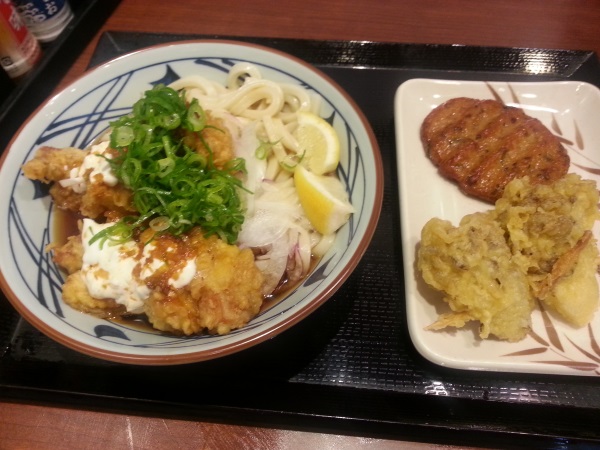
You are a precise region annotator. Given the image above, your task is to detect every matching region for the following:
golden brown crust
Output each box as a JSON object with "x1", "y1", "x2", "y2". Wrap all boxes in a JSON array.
[
  {"x1": 418, "y1": 174, "x2": 600, "y2": 340},
  {"x1": 421, "y1": 97, "x2": 570, "y2": 203},
  {"x1": 22, "y1": 146, "x2": 86, "y2": 182},
  {"x1": 22, "y1": 144, "x2": 137, "y2": 220},
  {"x1": 179, "y1": 114, "x2": 235, "y2": 169},
  {"x1": 79, "y1": 181, "x2": 136, "y2": 221},
  {"x1": 418, "y1": 213, "x2": 534, "y2": 341},
  {"x1": 143, "y1": 231, "x2": 264, "y2": 335},
  {"x1": 51, "y1": 234, "x2": 84, "y2": 275},
  {"x1": 62, "y1": 272, "x2": 126, "y2": 319}
]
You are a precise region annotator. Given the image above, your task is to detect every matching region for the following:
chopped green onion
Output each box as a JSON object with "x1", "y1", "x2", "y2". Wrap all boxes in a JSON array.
[
  {"x1": 280, "y1": 150, "x2": 305, "y2": 172},
  {"x1": 89, "y1": 214, "x2": 152, "y2": 248},
  {"x1": 186, "y1": 101, "x2": 207, "y2": 131},
  {"x1": 102, "y1": 84, "x2": 247, "y2": 244},
  {"x1": 255, "y1": 140, "x2": 278, "y2": 160},
  {"x1": 113, "y1": 126, "x2": 135, "y2": 147},
  {"x1": 150, "y1": 216, "x2": 170, "y2": 232}
]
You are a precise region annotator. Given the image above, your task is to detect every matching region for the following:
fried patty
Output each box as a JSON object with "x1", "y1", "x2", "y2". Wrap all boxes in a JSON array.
[{"x1": 421, "y1": 97, "x2": 570, "y2": 203}]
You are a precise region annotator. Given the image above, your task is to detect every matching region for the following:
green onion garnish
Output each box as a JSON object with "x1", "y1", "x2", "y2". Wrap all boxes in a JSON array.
[{"x1": 101, "y1": 84, "x2": 247, "y2": 245}]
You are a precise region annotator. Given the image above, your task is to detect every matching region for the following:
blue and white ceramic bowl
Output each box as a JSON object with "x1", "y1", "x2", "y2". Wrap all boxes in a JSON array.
[{"x1": 0, "y1": 41, "x2": 383, "y2": 365}]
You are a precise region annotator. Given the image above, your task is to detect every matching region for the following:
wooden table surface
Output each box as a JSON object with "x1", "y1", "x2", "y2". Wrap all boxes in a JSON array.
[{"x1": 2, "y1": 1, "x2": 600, "y2": 448}]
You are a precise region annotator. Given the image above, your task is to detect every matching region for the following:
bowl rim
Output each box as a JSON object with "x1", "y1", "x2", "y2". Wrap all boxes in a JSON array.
[{"x1": 0, "y1": 39, "x2": 384, "y2": 365}]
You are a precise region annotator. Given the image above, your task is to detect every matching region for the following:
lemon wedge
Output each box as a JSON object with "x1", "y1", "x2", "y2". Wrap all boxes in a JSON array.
[
  {"x1": 294, "y1": 165, "x2": 354, "y2": 235},
  {"x1": 293, "y1": 112, "x2": 340, "y2": 175}
]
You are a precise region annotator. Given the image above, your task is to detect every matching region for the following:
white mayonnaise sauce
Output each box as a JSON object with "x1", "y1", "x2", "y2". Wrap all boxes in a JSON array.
[
  {"x1": 168, "y1": 258, "x2": 196, "y2": 288},
  {"x1": 59, "y1": 140, "x2": 118, "y2": 193},
  {"x1": 80, "y1": 219, "x2": 196, "y2": 313}
]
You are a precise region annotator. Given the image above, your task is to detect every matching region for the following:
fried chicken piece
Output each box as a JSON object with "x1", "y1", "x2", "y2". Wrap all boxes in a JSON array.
[
  {"x1": 46, "y1": 181, "x2": 135, "y2": 220},
  {"x1": 22, "y1": 146, "x2": 86, "y2": 182},
  {"x1": 418, "y1": 212, "x2": 534, "y2": 341},
  {"x1": 62, "y1": 271, "x2": 126, "y2": 319},
  {"x1": 50, "y1": 232, "x2": 125, "y2": 318},
  {"x1": 22, "y1": 144, "x2": 136, "y2": 220},
  {"x1": 421, "y1": 97, "x2": 570, "y2": 203},
  {"x1": 79, "y1": 181, "x2": 136, "y2": 221},
  {"x1": 50, "y1": 234, "x2": 84, "y2": 274},
  {"x1": 48, "y1": 183, "x2": 84, "y2": 213},
  {"x1": 51, "y1": 225, "x2": 265, "y2": 334},
  {"x1": 179, "y1": 114, "x2": 235, "y2": 169},
  {"x1": 144, "y1": 230, "x2": 264, "y2": 335},
  {"x1": 22, "y1": 146, "x2": 87, "y2": 213}
]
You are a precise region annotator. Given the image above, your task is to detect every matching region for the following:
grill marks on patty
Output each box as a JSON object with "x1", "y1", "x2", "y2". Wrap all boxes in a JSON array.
[{"x1": 421, "y1": 97, "x2": 570, "y2": 203}]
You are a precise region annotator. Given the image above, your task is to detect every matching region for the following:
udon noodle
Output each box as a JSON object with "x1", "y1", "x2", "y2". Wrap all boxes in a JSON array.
[{"x1": 170, "y1": 63, "x2": 335, "y2": 294}]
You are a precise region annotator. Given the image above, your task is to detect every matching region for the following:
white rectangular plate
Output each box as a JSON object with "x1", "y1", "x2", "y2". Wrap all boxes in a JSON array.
[{"x1": 395, "y1": 78, "x2": 600, "y2": 376}]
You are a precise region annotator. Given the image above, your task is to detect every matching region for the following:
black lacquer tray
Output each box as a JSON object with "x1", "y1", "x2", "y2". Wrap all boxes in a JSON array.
[{"x1": 2, "y1": 31, "x2": 600, "y2": 447}]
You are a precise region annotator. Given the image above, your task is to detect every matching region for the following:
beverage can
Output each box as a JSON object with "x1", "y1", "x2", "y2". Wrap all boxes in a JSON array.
[
  {"x1": 13, "y1": 0, "x2": 73, "y2": 43},
  {"x1": 0, "y1": 0, "x2": 41, "y2": 79}
]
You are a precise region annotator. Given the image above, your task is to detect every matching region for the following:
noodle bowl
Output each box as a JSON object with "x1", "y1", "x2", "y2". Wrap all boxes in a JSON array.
[{"x1": 0, "y1": 41, "x2": 382, "y2": 364}]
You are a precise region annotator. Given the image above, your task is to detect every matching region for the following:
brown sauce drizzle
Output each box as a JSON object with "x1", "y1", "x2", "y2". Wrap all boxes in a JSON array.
[{"x1": 54, "y1": 208, "x2": 319, "y2": 334}]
